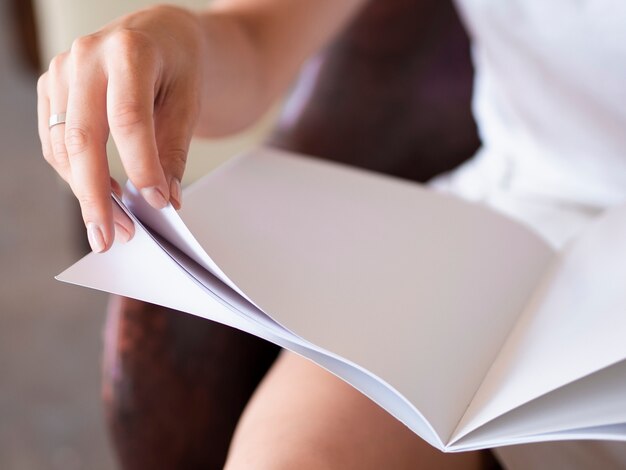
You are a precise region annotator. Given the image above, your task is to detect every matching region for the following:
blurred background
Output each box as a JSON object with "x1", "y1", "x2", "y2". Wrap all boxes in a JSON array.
[{"x1": 0, "y1": 0, "x2": 275, "y2": 468}]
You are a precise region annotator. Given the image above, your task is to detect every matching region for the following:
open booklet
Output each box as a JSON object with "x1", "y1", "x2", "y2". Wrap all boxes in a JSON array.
[{"x1": 57, "y1": 147, "x2": 626, "y2": 452}]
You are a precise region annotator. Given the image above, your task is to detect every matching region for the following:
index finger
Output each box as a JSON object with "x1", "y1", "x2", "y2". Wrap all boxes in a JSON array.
[{"x1": 65, "y1": 39, "x2": 114, "y2": 252}]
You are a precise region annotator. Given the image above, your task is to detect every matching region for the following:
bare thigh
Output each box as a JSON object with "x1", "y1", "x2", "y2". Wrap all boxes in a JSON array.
[{"x1": 225, "y1": 351, "x2": 486, "y2": 470}]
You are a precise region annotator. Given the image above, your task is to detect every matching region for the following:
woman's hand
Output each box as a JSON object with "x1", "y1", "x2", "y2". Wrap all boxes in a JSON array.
[
  {"x1": 37, "y1": 1, "x2": 365, "y2": 253},
  {"x1": 37, "y1": 5, "x2": 211, "y2": 251}
]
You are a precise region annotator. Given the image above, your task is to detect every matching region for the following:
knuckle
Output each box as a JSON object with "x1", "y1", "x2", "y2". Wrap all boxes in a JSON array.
[
  {"x1": 70, "y1": 35, "x2": 99, "y2": 60},
  {"x1": 52, "y1": 138, "x2": 69, "y2": 160},
  {"x1": 48, "y1": 52, "x2": 68, "y2": 76},
  {"x1": 146, "y1": 4, "x2": 180, "y2": 16},
  {"x1": 37, "y1": 73, "x2": 48, "y2": 95},
  {"x1": 165, "y1": 146, "x2": 188, "y2": 169},
  {"x1": 77, "y1": 193, "x2": 100, "y2": 214},
  {"x1": 107, "y1": 29, "x2": 154, "y2": 61},
  {"x1": 65, "y1": 126, "x2": 90, "y2": 154},
  {"x1": 110, "y1": 102, "x2": 146, "y2": 130}
]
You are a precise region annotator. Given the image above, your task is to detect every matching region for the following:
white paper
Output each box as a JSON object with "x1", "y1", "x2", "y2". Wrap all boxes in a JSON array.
[
  {"x1": 452, "y1": 204, "x2": 626, "y2": 443},
  {"x1": 58, "y1": 198, "x2": 443, "y2": 449},
  {"x1": 450, "y1": 359, "x2": 626, "y2": 450},
  {"x1": 121, "y1": 184, "x2": 250, "y2": 300},
  {"x1": 178, "y1": 148, "x2": 555, "y2": 440}
]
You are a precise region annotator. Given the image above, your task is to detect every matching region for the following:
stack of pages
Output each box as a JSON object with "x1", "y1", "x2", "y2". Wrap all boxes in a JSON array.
[{"x1": 58, "y1": 147, "x2": 626, "y2": 452}]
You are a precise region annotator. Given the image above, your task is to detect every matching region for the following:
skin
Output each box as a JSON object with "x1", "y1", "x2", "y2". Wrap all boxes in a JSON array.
[
  {"x1": 38, "y1": 2, "x2": 486, "y2": 468},
  {"x1": 225, "y1": 351, "x2": 483, "y2": 469}
]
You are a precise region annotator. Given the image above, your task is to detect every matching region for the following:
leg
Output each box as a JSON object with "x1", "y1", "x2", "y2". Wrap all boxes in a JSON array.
[{"x1": 225, "y1": 351, "x2": 489, "y2": 469}]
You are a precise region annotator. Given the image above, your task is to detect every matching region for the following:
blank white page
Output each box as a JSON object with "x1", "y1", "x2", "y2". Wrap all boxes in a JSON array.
[
  {"x1": 453, "y1": 204, "x2": 626, "y2": 442},
  {"x1": 179, "y1": 147, "x2": 554, "y2": 440},
  {"x1": 451, "y1": 359, "x2": 626, "y2": 450}
]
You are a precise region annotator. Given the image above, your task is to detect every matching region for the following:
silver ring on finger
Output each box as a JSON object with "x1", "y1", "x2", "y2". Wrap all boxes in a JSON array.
[{"x1": 48, "y1": 112, "x2": 67, "y2": 129}]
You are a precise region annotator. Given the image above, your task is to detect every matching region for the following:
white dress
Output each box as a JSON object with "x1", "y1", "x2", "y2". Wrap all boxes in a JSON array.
[{"x1": 431, "y1": 1, "x2": 626, "y2": 468}]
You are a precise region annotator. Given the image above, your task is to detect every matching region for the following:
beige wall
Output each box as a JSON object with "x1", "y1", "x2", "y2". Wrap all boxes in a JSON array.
[{"x1": 33, "y1": 0, "x2": 279, "y2": 184}]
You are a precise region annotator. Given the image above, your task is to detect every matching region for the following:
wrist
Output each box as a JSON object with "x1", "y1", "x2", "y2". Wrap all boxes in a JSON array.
[{"x1": 193, "y1": 8, "x2": 273, "y2": 137}]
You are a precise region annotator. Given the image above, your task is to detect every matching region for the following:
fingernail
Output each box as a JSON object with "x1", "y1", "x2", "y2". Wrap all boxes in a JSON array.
[
  {"x1": 114, "y1": 222, "x2": 131, "y2": 243},
  {"x1": 87, "y1": 223, "x2": 106, "y2": 253},
  {"x1": 140, "y1": 186, "x2": 168, "y2": 209},
  {"x1": 170, "y1": 178, "x2": 182, "y2": 209}
]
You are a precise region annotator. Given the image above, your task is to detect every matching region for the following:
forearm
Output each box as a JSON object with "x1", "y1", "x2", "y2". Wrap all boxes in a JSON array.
[{"x1": 194, "y1": 0, "x2": 366, "y2": 137}]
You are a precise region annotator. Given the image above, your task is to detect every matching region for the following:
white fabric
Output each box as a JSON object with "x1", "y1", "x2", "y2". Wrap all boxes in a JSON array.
[
  {"x1": 431, "y1": 0, "x2": 626, "y2": 468},
  {"x1": 453, "y1": 0, "x2": 626, "y2": 209}
]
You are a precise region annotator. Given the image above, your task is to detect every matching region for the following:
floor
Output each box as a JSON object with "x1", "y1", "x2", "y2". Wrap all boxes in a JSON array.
[{"x1": 0, "y1": 1, "x2": 116, "y2": 468}]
